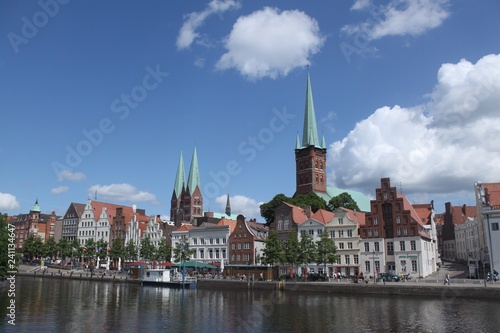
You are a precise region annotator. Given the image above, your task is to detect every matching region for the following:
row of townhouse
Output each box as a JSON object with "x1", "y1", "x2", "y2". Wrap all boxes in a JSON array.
[
  {"x1": 438, "y1": 182, "x2": 500, "y2": 276},
  {"x1": 171, "y1": 214, "x2": 268, "y2": 266},
  {"x1": 271, "y1": 178, "x2": 439, "y2": 279}
]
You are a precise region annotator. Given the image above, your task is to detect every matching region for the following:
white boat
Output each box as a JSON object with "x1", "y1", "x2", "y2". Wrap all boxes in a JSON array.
[{"x1": 142, "y1": 268, "x2": 197, "y2": 289}]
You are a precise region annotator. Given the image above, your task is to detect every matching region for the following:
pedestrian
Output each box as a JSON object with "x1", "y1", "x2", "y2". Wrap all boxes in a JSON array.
[{"x1": 444, "y1": 273, "x2": 450, "y2": 285}]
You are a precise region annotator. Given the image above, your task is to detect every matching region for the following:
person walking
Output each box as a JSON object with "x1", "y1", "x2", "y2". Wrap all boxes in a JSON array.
[{"x1": 444, "y1": 273, "x2": 450, "y2": 285}]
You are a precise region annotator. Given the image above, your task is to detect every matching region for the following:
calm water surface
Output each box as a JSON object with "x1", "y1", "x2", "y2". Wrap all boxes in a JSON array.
[{"x1": 1, "y1": 276, "x2": 499, "y2": 332}]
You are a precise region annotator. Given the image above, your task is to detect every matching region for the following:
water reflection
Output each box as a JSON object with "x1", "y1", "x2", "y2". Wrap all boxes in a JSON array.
[{"x1": 2, "y1": 277, "x2": 499, "y2": 333}]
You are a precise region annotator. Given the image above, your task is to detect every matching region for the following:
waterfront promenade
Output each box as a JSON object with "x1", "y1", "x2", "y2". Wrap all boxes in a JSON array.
[{"x1": 14, "y1": 261, "x2": 500, "y2": 299}]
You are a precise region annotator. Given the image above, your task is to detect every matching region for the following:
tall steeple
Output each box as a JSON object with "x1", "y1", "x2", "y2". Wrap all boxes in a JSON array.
[
  {"x1": 187, "y1": 145, "x2": 201, "y2": 194},
  {"x1": 173, "y1": 151, "x2": 186, "y2": 198},
  {"x1": 294, "y1": 71, "x2": 327, "y2": 196},
  {"x1": 225, "y1": 194, "x2": 231, "y2": 216},
  {"x1": 302, "y1": 72, "x2": 320, "y2": 148}
]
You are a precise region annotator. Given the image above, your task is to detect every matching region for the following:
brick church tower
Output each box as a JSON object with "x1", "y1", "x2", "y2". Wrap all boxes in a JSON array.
[
  {"x1": 294, "y1": 72, "x2": 327, "y2": 196},
  {"x1": 170, "y1": 146, "x2": 203, "y2": 226}
]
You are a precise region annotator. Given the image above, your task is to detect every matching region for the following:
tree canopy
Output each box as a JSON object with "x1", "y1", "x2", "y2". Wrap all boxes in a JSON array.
[
  {"x1": 260, "y1": 192, "x2": 328, "y2": 226},
  {"x1": 328, "y1": 192, "x2": 360, "y2": 211}
]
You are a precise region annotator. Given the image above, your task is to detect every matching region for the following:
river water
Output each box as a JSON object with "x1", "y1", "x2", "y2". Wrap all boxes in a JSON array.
[{"x1": 1, "y1": 276, "x2": 499, "y2": 332}]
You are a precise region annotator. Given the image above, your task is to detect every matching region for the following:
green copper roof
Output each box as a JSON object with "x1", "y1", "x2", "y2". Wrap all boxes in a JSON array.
[
  {"x1": 173, "y1": 151, "x2": 186, "y2": 198},
  {"x1": 302, "y1": 72, "x2": 320, "y2": 148},
  {"x1": 31, "y1": 199, "x2": 41, "y2": 212},
  {"x1": 314, "y1": 188, "x2": 371, "y2": 212},
  {"x1": 187, "y1": 146, "x2": 201, "y2": 195},
  {"x1": 321, "y1": 132, "x2": 326, "y2": 149},
  {"x1": 295, "y1": 132, "x2": 301, "y2": 149}
]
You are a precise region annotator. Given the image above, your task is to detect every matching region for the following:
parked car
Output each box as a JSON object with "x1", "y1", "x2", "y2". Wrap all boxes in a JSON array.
[{"x1": 377, "y1": 273, "x2": 400, "y2": 282}]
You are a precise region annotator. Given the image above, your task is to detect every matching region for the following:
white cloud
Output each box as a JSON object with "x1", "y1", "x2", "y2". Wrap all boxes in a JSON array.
[
  {"x1": 0, "y1": 193, "x2": 20, "y2": 210},
  {"x1": 177, "y1": 0, "x2": 240, "y2": 50},
  {"x1": 194, "y1": 57, "x2": 205, "y2": 68},
  {"x1": 51, "y1": 186, "x2": 69, "y2": 194},
  {"x1": 216, "y1": 7, "x2": 324, "y2": 80},
  {"x1": 351, "y1": 0, "x2": 371, "y2": 11},
  {"x1": 342, "y1": 0, "x2": 449, "y2": 40},
  {"x1": 58, "y1": 170, "x2": 86, "y2": 181},
  {"x1": 329, "y1": 54, "x2": 500, "y2": 197},
  {"x1": 88, "y1": 184, "x2": 159, "y2": 204},
  {"x1": 215, "y1": 194, "x2": 263, "y2": 219}
]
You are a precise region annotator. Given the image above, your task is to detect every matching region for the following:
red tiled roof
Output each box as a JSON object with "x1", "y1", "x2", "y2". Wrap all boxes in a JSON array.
[
  {"x1": 89, "y1": 200, "x2": 136, "y2": 226},
  {"x1": 174, "y1": 224, "x2": 193, "y2": 232},
  {"x1": 216, "y1": 218, "x2": 237, "y2": 234},
  {"x1": 450, "y1": 205, "x2": 476, "y2": 225},
  {"x1": 343, "y1": 208, "x2": 366, "y2": 226},
  {"x1": 283, "y1": 202, "x2": 309, "y2": 225},
  {"x1": 311, "y1": 209, "x2": 334, "y2": 224},
  {"x1": 484, "y1": 183, "x2": 500, "y2": 206}
]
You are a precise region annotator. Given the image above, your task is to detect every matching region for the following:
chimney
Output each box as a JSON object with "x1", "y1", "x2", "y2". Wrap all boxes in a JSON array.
[{"x1": 304, "y1": 206, "x2": 312, "y2": 218}]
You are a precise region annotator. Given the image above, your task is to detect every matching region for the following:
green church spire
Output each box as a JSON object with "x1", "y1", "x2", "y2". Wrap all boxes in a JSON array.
[
  {"x1": 187, "y1": 146, "x2": 201, "y2": 195},
  {"x1": 295, "y1": 131, "x2": 301, "y2": 149},
  {"x1": 31, "y1": 199, "x2": 41, "y2": 213},
  {"x1": 173, "y1": 151, "x2": 186, "y2": 198},
  {"x1": 302, "y1": 72, "x2": 320, "y2": 148}
]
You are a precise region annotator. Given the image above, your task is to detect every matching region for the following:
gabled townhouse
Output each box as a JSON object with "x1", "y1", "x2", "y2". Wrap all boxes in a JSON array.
[
  {"x1": 474, "y1": 182, "x2": 500, "y2": 274},
  {"x1": 62, "y1": 203, "x2": 85, "y2": 242},
  {"x1": 271, "y1": 202, "x2": 309, "y2": 241},
  {"x1": 229, "y1": 214, "x2": 268, "y2": 265},
  {"x1": 441, "y1": 202, "x2": 476, "y2": 261},
  {"x1": 359, "y1": 178, "x2": 438, "y2": 278},
  {"x1": 125, "y1": 209, "x2": 149, "y2": 251},
  {"x1": 325, "y1": 207, "x2": 365, "y2": 277},
  {"x1": 144, "y1": 215, "x2": 175, "y2": 247}
]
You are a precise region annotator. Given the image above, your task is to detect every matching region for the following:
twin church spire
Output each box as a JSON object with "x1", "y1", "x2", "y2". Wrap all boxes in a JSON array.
[
  {"x1": 297, "y1": 72, "x2": 326, "y2": 150},
  {"x1": 171, "y1": 146, "x2": 202, "y2": 226}
]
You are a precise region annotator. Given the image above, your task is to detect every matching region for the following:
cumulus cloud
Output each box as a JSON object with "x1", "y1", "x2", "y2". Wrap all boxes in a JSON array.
[
  {"x1": 88, "y1": 184, "x2": 159, "y2": 204},
  {"x1": 342, "y1": 0, "x2": 449, "y2": 40},
  {"x1": 329, "y1": 54, "x2": 500, "y2": 197},
  {"x1": 215, "y1": 194, "x2": 263, "y2": 219},
  {"x1": 58, "y1": 170, "x2": 86, "y2": 181},
  {"x1": 216, "y1": 7, "x2": 324, "y2": 80},
  {"x1": 177, "y1": 0, "x2": 240, "y2": 50},
  {"x1": 51, "y1": 186, "x2": 69, "y2": 194},
  {"x1": 0, "y1": 193, "x2": 20, "y2": 210}
]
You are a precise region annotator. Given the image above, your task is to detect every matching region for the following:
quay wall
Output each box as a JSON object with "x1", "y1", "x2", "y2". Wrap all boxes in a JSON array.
[{"x1": 15, "y1": 271, "x2": 500, "y2": 299}]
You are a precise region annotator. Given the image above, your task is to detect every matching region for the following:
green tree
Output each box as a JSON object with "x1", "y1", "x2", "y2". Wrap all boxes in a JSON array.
[
  {"x1": 124, "y1": 239, "x2": 137, "y2": 261},
  {"x1": 260, "y1": 193, "x2": 290, "y2": 226},
  {"x1": 316, "y1": 231, "x2": 338, "y2": 277},
  {"x1": 96, "y1": 239, "x2": 108, "y2": 260},
  {"x1": 328, "y1": 192, "x2": 360, "y2": 211},
  {"x1": 84, "y1": 238, "x2": 97, "y2": 265},
  {"x1": 291, "y1": 192, "x2": 328, "y2": 212},
  {"x1": 261, "y1": 231, "x2": 284, "y2": 266},
  {"x1": 57, "y1": 238, "x2": 72, "y2": 260},
  {"x1": 23, "y1": 234, "x2": 44, "y2": 261},
  {"x1": 110, "y1": 237, "x2": 124, "y2": 261},
  {"x1": 172, "y1": 237, "x2": 194, "y2": 263},
  {"x1": 140, "y1": 236, "x2": 156, "y2": 261},
  {"x1": 71, "y1": 238, "x2": 82, "y2": 263},
  {"x1": 283, "y1": 232, "x2": 300, "y2": 279},
  {"x1": 156, "y1": 238, "x2": 172, "y2": 262},
  {"x1": 44, "y1": 237, "x2": 58, "y2": 259},
  {"x1": 297, "y1": 232, "x2": 317, "y2": 271}
]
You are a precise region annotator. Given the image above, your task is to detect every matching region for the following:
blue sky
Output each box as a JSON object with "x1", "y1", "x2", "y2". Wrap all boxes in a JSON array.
[{"x1": 1, "y1": 0, "x2": 499, "y2": 221}]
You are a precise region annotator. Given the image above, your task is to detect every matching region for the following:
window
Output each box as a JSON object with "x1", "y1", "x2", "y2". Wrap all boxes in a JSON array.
[
  {"x1": 374, "y1": 229, "x2": 379, "y2": 237},
  {"x1": 200, "y1": 250, "x2": 204, "y2": 258},
  {"x1": 348, "y1": 242, "x2": 353, "y2": 249},
  {"x1": 396, "y1": 216, "x2": 401, "y2": 224},
  {"x1": 231, "y1": 243, "x2": 235, "y2": 250},
  {"x1": 404, "y1": 228, "x2": 408, "y2": 236},
  {"x1": 387, "y1": 242, "x2": 394, "y2": 254},
  {"x1": 339, "y1": 230, "x2": 344, "y2": 238},
  {"x1": 339, "y1": 243, "x2": 344, "y2": 249},
  {"x1": 364, "y1": 242, "x2": 370, "y2": 252},
  {"x1": 354, "y1": 255, "x2": 359, "y2": 265},
  {"x1": 244, "y1": 243, "x2": 250, "y2": 250},
  {"x1": 365, "y1": 261, "x2": 371, "y2": 273},
  {"x1": 278, "y1": 220, "x2": 283, "y2": 230},
  {"x1": 284, "y1": 219, "x2": 290, "y2": 230},
  {"x1": 368, "y1": 230, "x2": 372, "y2": 237},
  {"x1": 193, "y1": 238, "x2": 197, "y2": 245},
  {"x1": 347, "y1": 230, "x2": 353, "y2": 237},
  {"x1": 330, "y1": 230, "x2": 335, "y2": 238},
  {"x1": 237, "y1": 243, "x2": 242, "y2": 250},
  {"x1": 317, "y1": 229, "x2": 323, "y2": 235},
  {"x1": 397, "y1": 228, "x2": 401, "y2": 236},
  {"x1": 236, "y1": 254, "x2": 241, "y2": 261},
  {"x1": 400, "y1": 241, "x2": 406, "y2": 251},
  {"x1": 411, "y1": 260, "x2": 417, "y2": 272},
  {"x1": 345, "y1": 255, "x2": 350, "y2": 265},
  {"x1": 338, "y1": 218, "x2": 344, "y2": 225},
  {"x1": 309, "y1": 229, "x2": 314, "y2": 236},
  {"x1": 410, "y1": 240, "x2": 416, "y2": 251},
  {"x1": 492, "y1": 223, "x2": 499, "y2": 231},
  {"x1": 373, "y1": 217, "x2": 378, "y2": 225},
  {"x1": 374, "y1": 242, "x2": 380, "y2": 252},
  {"x1": 301, "y1": 230, "x2": 306, "y2": 236}
]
